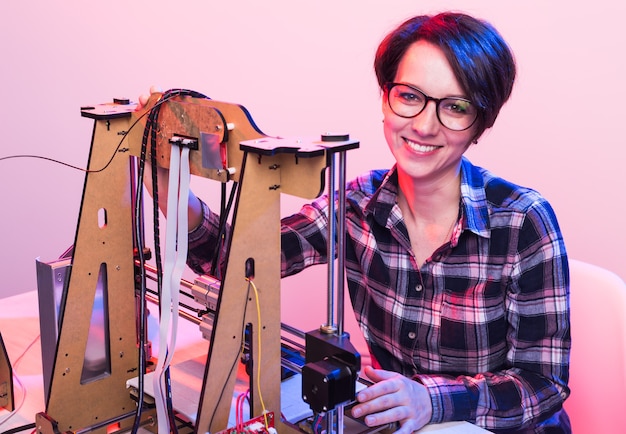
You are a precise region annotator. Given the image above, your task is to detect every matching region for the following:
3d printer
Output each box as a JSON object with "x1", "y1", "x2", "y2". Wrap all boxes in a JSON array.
[{"x1": 34, "y1": 90, "x2": 391, "y2": 434}]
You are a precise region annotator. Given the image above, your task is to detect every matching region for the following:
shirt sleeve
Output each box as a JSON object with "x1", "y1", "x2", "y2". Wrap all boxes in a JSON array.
[
  {"x1": 280, "y1": 198, "x2": 331, "y2": 277},
  {"x1": 187, "y1": 200, "x2": 229, "y2": 276},
  {"x1": 416, "y1": 198, "x2": 571, "y2": 431},
  {"x1": 187, "y1": 197, "x2": 331, "y2": 278}
]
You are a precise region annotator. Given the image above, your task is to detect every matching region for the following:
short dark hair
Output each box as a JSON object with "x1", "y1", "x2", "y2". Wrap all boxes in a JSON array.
[{"x1": 374, "y1": 12, "x2": 516, "y2": 140}]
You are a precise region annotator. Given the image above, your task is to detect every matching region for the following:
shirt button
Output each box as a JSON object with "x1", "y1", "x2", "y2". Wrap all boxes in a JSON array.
[
  {"x1": 415, "y1": 284, "x2": 423, "y2": 292},
  {"x1": 408, "y1": 332, "x2": 416, "y2": 340}
]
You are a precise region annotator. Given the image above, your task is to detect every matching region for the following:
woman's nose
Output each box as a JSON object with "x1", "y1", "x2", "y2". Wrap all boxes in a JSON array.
[{"x1": 411, "y1": 100, "x2": 440, "y2": 136}]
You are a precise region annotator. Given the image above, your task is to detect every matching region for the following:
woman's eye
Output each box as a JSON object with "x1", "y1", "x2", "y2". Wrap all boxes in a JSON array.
[
  {"x1": 443, "y1": 99, "x2": 472, "y2": 114},
  {"x1": 399, "y1": 92, "x2": 423, "y2": 104}
]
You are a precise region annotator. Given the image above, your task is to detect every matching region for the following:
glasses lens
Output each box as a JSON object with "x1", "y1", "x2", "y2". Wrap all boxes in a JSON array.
[
  {"x1": 387, "y1": 84, "x2": 426, "y2": 118},
  {"x1": 438, "y1": 98, "x2": 478, "y2": 131}
]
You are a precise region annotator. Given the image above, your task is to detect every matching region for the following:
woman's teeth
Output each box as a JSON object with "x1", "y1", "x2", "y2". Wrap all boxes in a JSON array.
[{"x1": 406, "y1": 139, "x2": 439, "y2": 153}]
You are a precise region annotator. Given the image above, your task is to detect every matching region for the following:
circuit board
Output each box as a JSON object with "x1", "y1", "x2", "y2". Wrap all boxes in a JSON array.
[{"x1": 215, "y1": 411, "x2": 276, "y2": 434}]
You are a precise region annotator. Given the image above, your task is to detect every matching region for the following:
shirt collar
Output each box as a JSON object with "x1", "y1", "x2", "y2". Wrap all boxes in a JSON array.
[
  {"x1": 459, "y1": 157, "x2": 491, "y2": 238},
  {"x1": 364, "y1": 157, "x2": 491, "y2": 238},
  {"x1": 364, "y1": 167, "x2": 400, "y2": 228}
]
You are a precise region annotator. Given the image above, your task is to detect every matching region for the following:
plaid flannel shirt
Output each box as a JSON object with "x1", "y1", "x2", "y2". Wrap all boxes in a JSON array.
[{"x1": 188, "y1": 157, "x2": 571, "y2": 433}]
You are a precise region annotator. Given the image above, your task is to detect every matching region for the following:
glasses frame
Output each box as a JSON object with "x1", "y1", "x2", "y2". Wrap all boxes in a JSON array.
[{"x1": 384, "y1": 82, "x2": 478, "y2": 131}]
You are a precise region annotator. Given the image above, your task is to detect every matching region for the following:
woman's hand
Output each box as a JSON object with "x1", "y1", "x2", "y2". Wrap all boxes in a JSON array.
[
  {"x1": 351, "y1": 365, "x2": 433, "y2": 433},
  {"x1": 137, "y1": 85, "x2": 162, "y2": 109},
  {"x1": 138, "y1": 85, "x2": 203, "y2": 230}
]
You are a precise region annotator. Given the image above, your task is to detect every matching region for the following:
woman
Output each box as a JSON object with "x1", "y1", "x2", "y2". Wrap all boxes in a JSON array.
[{"x1": 152, "y1": 11, "x2": 570, "y2": 433}]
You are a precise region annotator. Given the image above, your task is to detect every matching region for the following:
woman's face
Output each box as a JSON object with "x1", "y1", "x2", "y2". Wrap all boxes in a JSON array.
[{"x1": 383, "y1": 40, "x2": 477, "y2": 185}]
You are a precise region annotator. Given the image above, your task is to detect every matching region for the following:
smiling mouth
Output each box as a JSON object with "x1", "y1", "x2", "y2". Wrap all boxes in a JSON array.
[{"x1": 405, "y1": 138, "x2": 441, "y2": 153}]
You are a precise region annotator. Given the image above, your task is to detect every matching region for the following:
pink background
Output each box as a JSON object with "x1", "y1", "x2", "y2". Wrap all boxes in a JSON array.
[{"x1": 1, "y1": 1, "x2": 624, "y2": 344}]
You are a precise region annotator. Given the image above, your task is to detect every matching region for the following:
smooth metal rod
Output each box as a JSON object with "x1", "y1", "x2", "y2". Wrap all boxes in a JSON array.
[
  {"x1": 326, "y1": 153, "x2": 337, "y2": 330},
  {"x1": 327, "y1": 408, "x2": 336, "y2": 434},
  {"x1": 337, "y1": 403, "x2": 346, "y2": 434},
  {"x1": 336, "y1": 151, "x2": 347, "y2": 336},
  {"x1": 281, "y1": 322, "x2": 306, "y2": 339}
]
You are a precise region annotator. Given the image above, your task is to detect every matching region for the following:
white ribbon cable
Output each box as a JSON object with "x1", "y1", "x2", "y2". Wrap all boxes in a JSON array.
[
  {"x1": 153, "y1": 145, "x2": 192, "y2": 433},
  {"x1": 154, "y1": 145, "x2": 181, "y2": 434},
  {"x1": 167, "y1": 145, "x2": 190, "y2": 364}
]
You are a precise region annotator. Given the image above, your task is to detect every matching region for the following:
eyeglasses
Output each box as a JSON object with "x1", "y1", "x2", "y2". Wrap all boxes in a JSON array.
[{"x1": 385, "y1": 82, "x2": 478, "y2": 131}]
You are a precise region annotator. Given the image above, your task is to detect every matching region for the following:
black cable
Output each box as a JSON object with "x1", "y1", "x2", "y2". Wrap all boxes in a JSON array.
[
  {"x1": 148, "y1": 96, "x2": 178, "y2": 434},
  {"x1": 147, "y1": 93, "x2": 176, "y2": 434},
  {"x1": 0, "y1": 155, "x2": 88, "y2": 171},
  {"x1": 130, "y1": 89, "x2": 165, "y2": 433},
  {"x1": 0, "y1": 422, "x2": 36, "y2": 434},
  {"x1": 132, "y1": 89, "x2": 166, "y2": 434},
  {"x1": 211, "y1": 181, "x2": 239, "y2": 279},
  {"x1": 130, "y1": 89, "x2": 210, "y2": 434},
  {"x1": 130, "y1": 93, "x2": 152, "y2": 434},
  {"x1": 208, "y1": 281, "x2": 253, "y2": 429},
  {"x1": 0, "y1": 91, "x2": 194, "y2": 175},
  {"x1": 149, "y1": 89, "x2": 209, "y2": 434}
]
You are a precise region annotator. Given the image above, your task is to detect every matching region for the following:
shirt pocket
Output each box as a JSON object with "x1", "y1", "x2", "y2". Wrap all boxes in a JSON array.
[{"x1": 438, "y1": 284, "x2": 508, "y2": 374}]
